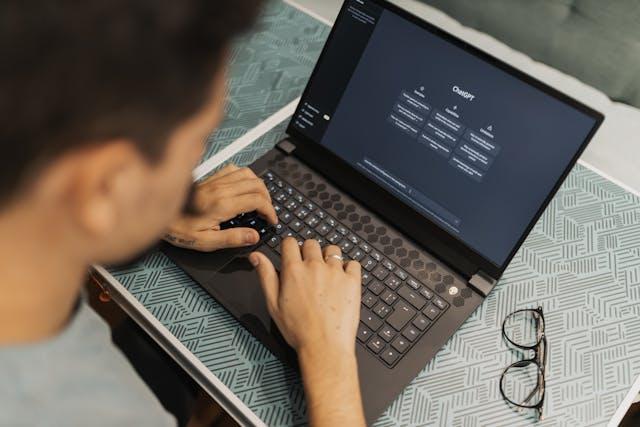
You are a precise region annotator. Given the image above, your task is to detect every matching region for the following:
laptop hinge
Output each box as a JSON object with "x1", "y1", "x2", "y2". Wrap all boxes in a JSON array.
[
  {"x1": 276, "y1": 139, "x2": 296, "y2": 155},
  {"x1": 468, "y1": 270, "x2": 497, "y2": 298}
]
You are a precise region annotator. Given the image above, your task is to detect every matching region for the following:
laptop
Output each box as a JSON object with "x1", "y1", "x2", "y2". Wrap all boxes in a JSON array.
[{"x1": 162, "y1": 0, "x2": 603, "y2": 422}]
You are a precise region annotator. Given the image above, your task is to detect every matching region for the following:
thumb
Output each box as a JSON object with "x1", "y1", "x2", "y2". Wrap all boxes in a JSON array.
[
  {"x1": 199, "y1": 227, "x2": 260, "y2": 251},
  {"x1": 249, "y1": 251, "x2": 280, "y2": 315}
]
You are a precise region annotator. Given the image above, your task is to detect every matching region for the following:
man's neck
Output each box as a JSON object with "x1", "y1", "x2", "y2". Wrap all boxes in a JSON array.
[{"x1": 0, "y1": 205, "x2": 87, "y2": 345}]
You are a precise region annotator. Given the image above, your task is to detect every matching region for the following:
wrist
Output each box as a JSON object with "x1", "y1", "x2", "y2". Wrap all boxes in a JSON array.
[
  {"x1": 297, "y1": 344, "x2": 365, "y2": 427},
  {"x1": 298, "y1": 343, "x2": 356, "y2": 367},
  {"x1": 298, "y1": 343, "x2": 358, "y2": 386}
]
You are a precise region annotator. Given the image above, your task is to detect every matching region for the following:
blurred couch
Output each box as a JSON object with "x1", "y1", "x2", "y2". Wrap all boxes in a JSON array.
[{"x1": 421, "y1": 0, "x2": 640, "y2": 108}]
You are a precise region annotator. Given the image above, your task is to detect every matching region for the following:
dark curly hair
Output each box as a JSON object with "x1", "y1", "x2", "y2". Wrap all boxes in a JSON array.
[{"x1": 0, "y1": 0, "x2": 264, "y2": 204}]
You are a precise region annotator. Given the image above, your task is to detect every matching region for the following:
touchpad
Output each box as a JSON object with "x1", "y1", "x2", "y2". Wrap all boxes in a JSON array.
[{"x1": 202, "y1": 249, "x2": 296, "y2": 366}]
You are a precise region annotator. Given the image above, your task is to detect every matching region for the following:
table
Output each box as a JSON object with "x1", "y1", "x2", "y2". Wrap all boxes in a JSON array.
[{"x1": 94, "y1": 1, "x2": 640, "y2": 425}]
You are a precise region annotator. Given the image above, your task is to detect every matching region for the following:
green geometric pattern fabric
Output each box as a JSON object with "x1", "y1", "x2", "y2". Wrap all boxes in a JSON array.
[
  {"x1": 107, "y1": 2, "x2": 640, "y2": 425},
  {"x1": 201, "y1": 1, "x2": 329, "y2": 161}
]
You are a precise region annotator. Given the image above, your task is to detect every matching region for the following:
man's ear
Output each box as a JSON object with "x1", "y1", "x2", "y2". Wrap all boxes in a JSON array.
[{"x1": 63, "y1": 140, "x2": 149, "y2": 238}]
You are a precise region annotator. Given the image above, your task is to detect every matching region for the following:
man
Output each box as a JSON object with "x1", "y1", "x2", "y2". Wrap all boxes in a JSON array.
[{"x1": 0, "y1": 1, "x2": 365, "y2": 426}]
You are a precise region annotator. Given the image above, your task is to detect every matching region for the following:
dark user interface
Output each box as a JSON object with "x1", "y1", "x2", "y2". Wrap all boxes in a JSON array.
[{"x1": 292, "y1": 0, "x2": 597, "y2": 266}]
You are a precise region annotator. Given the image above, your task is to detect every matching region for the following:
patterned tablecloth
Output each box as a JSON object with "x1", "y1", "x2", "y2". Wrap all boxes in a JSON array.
[{"x1": 107, "y1": 2, "x2": 640, "y2": 425}]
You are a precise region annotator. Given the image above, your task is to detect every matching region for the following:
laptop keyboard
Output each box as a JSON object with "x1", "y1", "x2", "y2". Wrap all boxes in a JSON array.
[{"x1": 220, "y1": 170, "x2": 449, "y2": 368}]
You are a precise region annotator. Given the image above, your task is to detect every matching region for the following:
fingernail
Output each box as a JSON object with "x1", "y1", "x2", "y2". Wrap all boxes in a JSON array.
[
  {"x1": 249, "y1": 253, "x2": 260, "y2": 267},
  {"x1": 245, "y1": 231, "x2": 258, "y2": 244}
]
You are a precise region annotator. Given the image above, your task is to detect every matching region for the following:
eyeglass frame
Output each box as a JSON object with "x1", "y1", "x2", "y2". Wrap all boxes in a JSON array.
[{"x1": 499, "y1": 306, "x2": 548, "y2": 420}]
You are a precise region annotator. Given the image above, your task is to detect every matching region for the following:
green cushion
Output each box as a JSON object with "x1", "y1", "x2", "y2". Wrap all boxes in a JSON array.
[{"x1": 421, "y1": 0, "x2": 640, "y2": 108}]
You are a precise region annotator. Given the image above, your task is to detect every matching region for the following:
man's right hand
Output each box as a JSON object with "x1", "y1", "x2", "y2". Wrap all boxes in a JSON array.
[
  {"x1": 249, "y1": 238, "x2": 366, "y2": 427},
  {"x1": 249, "y1": 237, "x2": 361, "y2": 356}
]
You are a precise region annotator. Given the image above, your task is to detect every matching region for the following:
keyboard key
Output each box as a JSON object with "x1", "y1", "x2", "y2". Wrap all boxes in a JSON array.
[
  {"x1": 372, "y1": 265, "x2": 390, "y2": 281},
  {"x1": 367, "y1": 337, "x2": 384, "y2": 354},
  {"x1": 347, "y1": 234, "x2": 360, "y2": 245},
  {"x1": 315, "y1": 223, "x2": 331, "y2": 236},
  {"x1": 267, "y1": 235, "x2": 280, "y2": 248},
  {"x1": 274, "y1": 192, "x2": 288, "y2": 203},
  {"x1": 327, "y1": 232, "x2": 342, "y2": 245},
  {"x1": 337, "y1": 225, "x2": 349, "y2": 235},
  {"x1": 304, "y1": 201, "x2": 315, "y2": 211},
  {"x1": 357, "y1": 323, "x2": 373, "y2": 342},
  {"x1": 274, "y1": 223, "x2": 286, "y2": 235},
  {"x1": 361, "y1": 308, "x2": 383, "y2": 331},
  {"x1": 349, "y1": 247, "x2": 365, "y2": 262},
  {"x1": 361, "y1": 271, "x2": 373, "y2": 285},
  {"x1": 304, "y1": 215, "x2": 320, "y2": 227},
  {"x1": 368, "y1": 280, "x2": 385, "y2": 295},
  {"x1": 387, "y1": 301, "x2": 416, "y2": 331},
  {"x1": 339, "y1": 240, "x2": 353, "y2": 253},
  {"x1": 380, "y1": 289, "x2": 398, "y2": 305},
  {"x1": 373, "y1": 302, "x2": 391, "y2": 318},
  {"x1": 294, "y1": 207, "x2": 310, "y2": 220},
  {"x1": 406, "y1": 277, "x2": 421, "y2": 290},
  {"x1": 412, "y1": 315, "x2": 431, "y2": 331},
  {"x1": 394, "y1": 269, "x2": 408, "y2": 280},
  {"x1": 362, "y1": 292, "x2": 377, "y2": 308},
  {"x1": 316, "y1": 210, "x2": 327, "y2": 219},
  {"x1": 419, "y1": 287, "x2": 434, "y2": 300},
  {"x1": 326, "y1": 217, "x2": 337, "y2": 227},
  {"x1": 380, "y1": 347, "x2": 400, "y2": 365},
  {"x1": 391, "y1": 336, "x2": 410, "y2": 353},
  {"x1": 361, "y1": 257, "x2": 376, "y2": 272},
  {"x1": 423, "y1": 304, "x2": 440, "y2": 320},
  {"x1": 289, "y1": 219, "x2": 304, "y2": 232},
  {"x1": 284, "y1": 199, "x2": 298, "y2": 211},
  {"x1": 300, "y1": 227, "x2": 315, "y2": 239},
  {"x1": 279, "y1": 211, "x2": 293, "y2": 224},
  {"x1": 397, "y1": 286, "x2": 426, "y2": 310},
  {"x1": 402, "y1": 325, "x2": 420, "y2": 342},
  {"x1": 371, "y1": 250, "x2": 383, "y2": 262},
  {"x1": 360, "y1": 243, "x2": 372, "y2": 253},
  {"x1": 378, "y1": 325, "x2": 396, "y2": 342},
  {"x1": 433, "y1": 296, "x2": 449, "y2": 310},
  {"x1": 384, "y1": 276, "x2": 402, "y2": 290},
  {"x1": 382, "y1": 259, "x2": 395, "y2": 271}
]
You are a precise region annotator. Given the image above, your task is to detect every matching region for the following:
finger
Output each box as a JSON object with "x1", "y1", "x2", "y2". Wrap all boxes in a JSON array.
[
  {"x1": 188, "y1": 228, "x2": 260, "y2": 251},
  {"x1": 197, "y1": 164, "x2": 238, "y2": 186},
  {"x1": 205, "y1": 166, "x2": 257, "y2": 186},
  {"x1": 211, "y1": 178, "x2": 269, "y2": 198},
  {"x1": 215, "y1": 163, "x2": 239, "y2": 178},
  {"x1": 249, "y1": 251, "x2": 280, "y2": 314},
  {"x1": 281, "y1": 236, "x2": 302, "y2": 265},
  {"x1": 322, "y1": 245, "x2": 344, "y2": 268},
  {"x1": 301, "y1": 239, "x2": 323, "y2": 261},
  {"x1": 187, "y1": 191, "x2": 277, "y2": 229},
  {"x1": 344, "y1": 260, "x2": 362, "y2": 278},
  {"x1": 224, "y1": 193, "x2": 277, "y2": 225}
]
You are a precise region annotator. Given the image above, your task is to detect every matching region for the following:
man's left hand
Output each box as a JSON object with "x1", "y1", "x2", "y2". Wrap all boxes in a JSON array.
[{"x1": 164, "y1": 164, "x2": 277, "y2": 252}]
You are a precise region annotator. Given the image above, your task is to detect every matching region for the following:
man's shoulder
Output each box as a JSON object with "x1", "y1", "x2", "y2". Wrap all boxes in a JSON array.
[{"x1": 0, "y1": 302, "x2": 175, "y2": 427}]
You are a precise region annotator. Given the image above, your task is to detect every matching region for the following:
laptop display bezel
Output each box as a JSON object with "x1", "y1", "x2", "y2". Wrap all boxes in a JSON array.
[{"x1": 285, "y1": 0, "x2": 604, "y2": 279}]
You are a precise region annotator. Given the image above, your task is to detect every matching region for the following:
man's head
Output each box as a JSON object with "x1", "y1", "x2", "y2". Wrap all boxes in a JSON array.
[{"x1": 0, "y1": 0, "x2": 263, "y2": 264}]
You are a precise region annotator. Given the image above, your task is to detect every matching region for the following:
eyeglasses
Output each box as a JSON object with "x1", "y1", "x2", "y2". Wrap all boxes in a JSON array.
[{"x1": 499, "y1": 306, "x2": 547, "y2": 420}]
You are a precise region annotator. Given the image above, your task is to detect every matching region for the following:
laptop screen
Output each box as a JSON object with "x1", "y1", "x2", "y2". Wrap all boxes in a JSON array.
[{"x1": 290, "y1": 0, "x2": 600, "y2": 267}]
